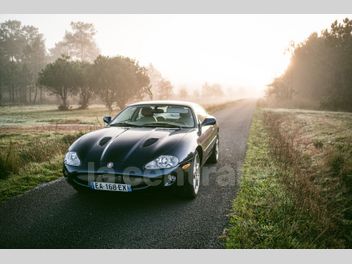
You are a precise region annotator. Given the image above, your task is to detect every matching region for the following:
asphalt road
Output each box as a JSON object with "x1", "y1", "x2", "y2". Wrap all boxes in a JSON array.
[{"x1": 0, "y1": 99, "x2": 256, "y2": 249}]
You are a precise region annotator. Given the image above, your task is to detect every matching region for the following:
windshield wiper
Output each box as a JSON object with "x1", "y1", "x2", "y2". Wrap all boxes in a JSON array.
[
  {"x1": 110, "y1": 122, "x2": 142, "y2": 127},
  {"x1": 143, "y1": 122, "x2": 183, "y2": 128}
]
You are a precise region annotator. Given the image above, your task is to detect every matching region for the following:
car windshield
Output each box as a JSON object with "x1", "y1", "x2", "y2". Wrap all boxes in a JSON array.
[{"x1": 110, "y1": 104, "x2": 196, "y2": 128}]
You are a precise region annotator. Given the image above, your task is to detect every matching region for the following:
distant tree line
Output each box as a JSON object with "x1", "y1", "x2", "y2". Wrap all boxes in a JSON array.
[
  {"x1": 177, "y1": 82, "x2": 225, "y2": 100},
  {"x1": 267, "y1": 18, "x2": 352, "y2": 112},
  {"x1": 0, "y1": 20, "x2": 175, "y2": 110}
]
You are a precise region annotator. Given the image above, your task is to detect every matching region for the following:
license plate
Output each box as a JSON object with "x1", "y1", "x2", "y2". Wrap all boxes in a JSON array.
[{"x1": 89, "y1": 182, "x2": 132, "y2": 192}]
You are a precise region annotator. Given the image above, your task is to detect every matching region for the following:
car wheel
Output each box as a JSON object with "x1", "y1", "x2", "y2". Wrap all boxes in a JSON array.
[
  {"x1": 208, "y1": 136, "x2": 219, "y2": 163},
  {"x1": 179, "y1": 151, "x2": 201, "y2": 199}
]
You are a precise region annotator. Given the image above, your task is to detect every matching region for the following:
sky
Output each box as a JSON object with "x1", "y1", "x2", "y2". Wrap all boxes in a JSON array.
[{"x1": 0, "y1": 14, "x2": 350, "y2": 96}]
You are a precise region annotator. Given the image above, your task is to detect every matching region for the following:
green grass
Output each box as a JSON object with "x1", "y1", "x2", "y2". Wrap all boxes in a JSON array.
[
  {"x1": 0, "y1": 132, "x2": 84, "y2": 203},
  {"x1": 0, "y1": 104, "x2": 113, "y2": 204},
  {"x1": 225, "y1": 108, "x2": 352, "y2": 248},
  {"x1": 0, "y1": 156, "x2": 63, "y2": 203},
  {"x1": 0, "y1": 104, "x2": 109, "y2": 127},
  {"x1": 225, "y1": 110, "x2": 318, "y2": 248}
]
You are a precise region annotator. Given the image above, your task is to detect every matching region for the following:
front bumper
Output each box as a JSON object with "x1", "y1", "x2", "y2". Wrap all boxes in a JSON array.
[{"x1": 63, "y1": 163, "x2": 191, "y2": 192}]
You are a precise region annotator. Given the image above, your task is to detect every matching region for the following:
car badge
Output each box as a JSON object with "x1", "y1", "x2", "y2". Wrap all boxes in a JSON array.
[{"x1": 107, "y1": 162, "x2": 114, "y2": 168}]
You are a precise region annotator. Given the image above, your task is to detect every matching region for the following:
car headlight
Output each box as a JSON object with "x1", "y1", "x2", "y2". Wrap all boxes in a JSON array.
[
  {"x1": 145, "y1": 155, "x2": 179, "y2": 169},
  {"x1": 64, "y1": 151, "x2": 81, "y2": 166}
]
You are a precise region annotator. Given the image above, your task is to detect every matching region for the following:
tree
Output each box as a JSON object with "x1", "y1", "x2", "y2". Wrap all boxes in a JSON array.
[
  {"x1": 76, "y1": 61, "x2": 94, "y2": 109},
  {"x1": 0, "y1": 20, "x2": 26, "y2": 104},
  {"x1": 266, "y1": 18, "x2": 352, "y2": 111},
  {"x1": 0, "y1": 49, "x2": 4, "y2": 104},
  {"x1": 158, "y1": 79, "x2": 173, "y2": 99},
  {"x1": 50, "y1": 21, "x2": 99, "y2": 62},
  {"x1": 47, "y1": 21, "x2": 99, "y2": 109},
  {"x1": 147, "y1": 64, "x2": 174, "y2": 99},
  {"x1": 0, "y1": 20, "x2": 46, "y2": 105},
  {"x1": 22, "y1": 25, "x2": 47, "y2": 104},
  {"x1": 146, "y1": 64, "x2": 162, "y2": 99},
  {"x1": 38, "y1": 56, "x2": 81, "y2": 110},
  {"x1": 178, "y1": 86, "x2": 189, "y2": 99},
  {"x1": 91, "y1": 55, "x2": 150, "y2": 111}
]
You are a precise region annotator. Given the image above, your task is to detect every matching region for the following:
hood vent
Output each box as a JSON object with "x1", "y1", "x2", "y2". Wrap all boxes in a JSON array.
[
  {"x1": 143, "y1": 138, "x2": 159, "y2": 147},
  {"x1": 99, "y1": 137, "x2": 112, "y2": 146}
]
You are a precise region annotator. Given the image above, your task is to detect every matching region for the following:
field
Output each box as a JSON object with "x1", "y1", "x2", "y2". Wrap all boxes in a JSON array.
[
  {"x1": 225, "y1": 108, "x2": 352, "y2": 248},
  {"x1": 0, "y1": 101, "x2": 238, "y2": 203},
  {"x1": 0, "y1": 105, "x2": 109, "y2": 203}
]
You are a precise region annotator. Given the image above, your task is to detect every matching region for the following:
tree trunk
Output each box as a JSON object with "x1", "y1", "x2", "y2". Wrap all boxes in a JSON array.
[
  {"x1": 28, "y1": 85, "x2": 32, "y2": 105},
  {"x1": 11, "y1": 84, "x2": 15, "y2": 104},
  {"x1": 39, "y1": 86, "x2": 43, "y2": 104},
  {"x1": 79, "y1": 87, "x2": 90, "y2": 109},
  {"x1": 60, "y1": 87, "x2": 69, "y2": 110},
  {"x1": 33, "y1": 85, "x2": 38, "y2": 104}
]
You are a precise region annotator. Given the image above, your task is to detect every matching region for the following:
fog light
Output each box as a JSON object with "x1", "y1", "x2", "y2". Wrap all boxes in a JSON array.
[{"x1": 164, "y1": 174, "x2": 177, "y2": 186}]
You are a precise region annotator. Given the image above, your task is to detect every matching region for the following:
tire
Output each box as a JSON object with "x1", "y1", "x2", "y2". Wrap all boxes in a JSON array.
[
  {"x1": 207, "y1": 136, "x2": 219, "y2": 164},
  {"x1": 179, "y1": 151, "x2": 202, "y2": 199}
]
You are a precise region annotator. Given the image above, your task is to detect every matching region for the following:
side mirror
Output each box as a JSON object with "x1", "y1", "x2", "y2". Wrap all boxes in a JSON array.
[
  {"x1": 201, "y1": 117, "x2": 216, "y2": 126},
  {"x1": 103, "y1": 116, "x2": 112, "y2": 125}
]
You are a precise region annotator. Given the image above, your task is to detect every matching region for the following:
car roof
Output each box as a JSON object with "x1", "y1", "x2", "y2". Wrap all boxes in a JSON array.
[{"x1": 127, "y1": 100, "x2": 203, "y2": 110}]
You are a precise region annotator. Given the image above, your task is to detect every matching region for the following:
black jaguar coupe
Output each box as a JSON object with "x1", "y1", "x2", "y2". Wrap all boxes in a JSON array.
[{"x1": 63, "y1": 101, "x2": 219, "y2": 199}]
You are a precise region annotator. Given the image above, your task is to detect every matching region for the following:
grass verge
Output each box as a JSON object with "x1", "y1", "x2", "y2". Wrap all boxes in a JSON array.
[
  {"x1": 0, "y1": 132, "x2": 84, "y2": 203},
  {"x1": 225, "y1": 108, "x2": 352, "y2": 248}
]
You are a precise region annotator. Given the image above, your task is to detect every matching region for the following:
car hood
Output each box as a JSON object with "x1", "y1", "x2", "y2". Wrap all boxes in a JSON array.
[{"x1": 70, "y1": 127, "x2": 189, "y2": 170}]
